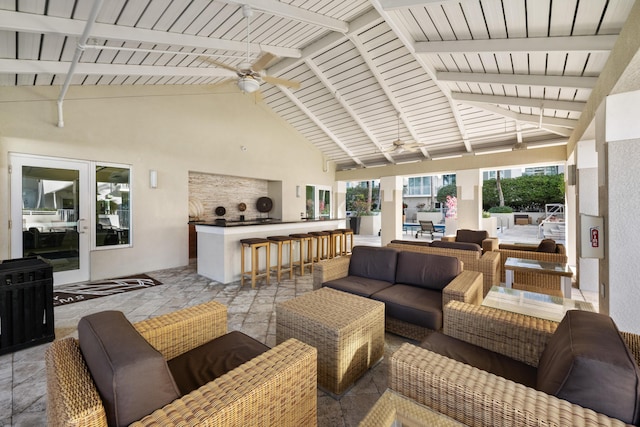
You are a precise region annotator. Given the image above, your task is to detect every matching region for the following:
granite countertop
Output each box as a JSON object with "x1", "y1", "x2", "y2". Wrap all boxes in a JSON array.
[{"x1": 190, "y1": 218, "x2": 345, "y2": 227}]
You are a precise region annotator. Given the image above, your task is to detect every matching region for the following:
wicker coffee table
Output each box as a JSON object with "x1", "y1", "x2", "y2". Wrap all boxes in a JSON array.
[{"x1": 276, "y1": 287, "x2": 385, "y2": 397}]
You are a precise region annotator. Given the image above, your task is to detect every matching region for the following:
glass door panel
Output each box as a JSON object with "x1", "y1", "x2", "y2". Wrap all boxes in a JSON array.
[{"x1": 11, "y1": 155, "x2": 90, "y2": 285}]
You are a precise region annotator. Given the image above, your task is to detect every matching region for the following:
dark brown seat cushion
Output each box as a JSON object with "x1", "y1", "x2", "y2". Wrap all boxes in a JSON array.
[
  {"x1": 420, "y1": 332, "x2": 537, "y2": 388},
  {"x1": 371, "y1": 285, "x2": 443, "y2": 330},
  {"x1": 168, "y1": 331, "x2": 270, "y2": 395},
  {"x1": 323, "y1": 276, "x2": 394, "y2": 298},
  {"x1": 536, "y1": 238, "x2": 557, "y2": 253},
  {"x1": 348, "y1": 246, "x2": 399, "y2": 284},
  {"x1": 455, "y1": 229, "x2": 488, "y2": 246},
  {"x1": 430, "y1": 240, "x2": 482, "y2": 254},
  {"x1": 395, "y1": 251, "x2": 461, "y2": 291},
  {"x1": 78, "y1": 311, "x2": 181, "y2": 427},
  {"x1": 389, "y1": 239, "x2": 431, "y2": 247},
  {"x1": 537, "y1": 310, "x2": 640, "y2": 425}
]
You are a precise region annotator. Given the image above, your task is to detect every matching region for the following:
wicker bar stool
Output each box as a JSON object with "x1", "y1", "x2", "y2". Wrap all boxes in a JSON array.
[
  {"x1": 329, "y1": 229, "x2": 345, "y2": 258},
  {"x1": 240, "y1": 238, "x2": 270, "y2": 288},
  {"x1": 267, "y1": 235, "x2": 294, "y2": 282},
  {"x1": 289, "y1": 233, "x2": 314, "y2": 275},
  {"x1": 334, "y1": 228, "x2": 354, "y2": 254},
  {"x1": 309, "y1": 231, "x2": 331, "y2": 261}
]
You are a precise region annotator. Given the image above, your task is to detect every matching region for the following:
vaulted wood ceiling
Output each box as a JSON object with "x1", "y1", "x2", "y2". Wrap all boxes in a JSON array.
[{"x1": 1, "y1": 0, "x2": 635, "y2": 170}]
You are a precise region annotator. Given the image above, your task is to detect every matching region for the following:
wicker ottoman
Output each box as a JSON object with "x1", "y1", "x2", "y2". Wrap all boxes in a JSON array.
[{"x1": 276, "y1": 287, "x2": 385, "y2": 397}]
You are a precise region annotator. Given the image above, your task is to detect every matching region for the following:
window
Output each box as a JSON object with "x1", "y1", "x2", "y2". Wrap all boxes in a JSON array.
[
  {"x1": 406, "y1": 176, "x2": 432, "y2": 196},
  {"x1": 95, "y1": 165, "x2": 131, "y2": 247}
]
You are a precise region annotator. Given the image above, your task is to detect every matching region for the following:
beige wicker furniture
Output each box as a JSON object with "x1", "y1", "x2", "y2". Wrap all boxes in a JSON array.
[
  {"x1": 441, "y1": 229, "x2": 499, "y2": 252},
  {"x1": 45, "y1": 301, "x2": 318, "y2": 427},
  {"x1": 505, "y1": 257, "x2": 573, "y2": 297},
  {"x1": 495, "y1": 242, "x2": 568, "y2": 295},
  {"x1": 389, "y1": 300, "x2": 640, "y2": 426},
  {"x1": 313, "y1": 249, "x2": 483, "y2": 341},
  {"x1": 276, "y1": 287, "x2": 384, "y2": 397},
  {"x1": 387, "y1": 241, "x2": 500, "y2": 296},
  {"x1": 482, "y1": 285, "x2": 595, "y2": 322},
  {"x1": 359, "y1": 389, "x2": 464, "y2": 427}
]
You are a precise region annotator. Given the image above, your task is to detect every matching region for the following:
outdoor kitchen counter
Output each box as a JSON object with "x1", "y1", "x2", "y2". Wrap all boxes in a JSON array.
[{"x1": 195, "y1": 219, "x2": 347, "y2": 283}]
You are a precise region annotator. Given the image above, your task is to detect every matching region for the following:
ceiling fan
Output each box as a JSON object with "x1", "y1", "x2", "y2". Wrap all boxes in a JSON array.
[
  {"x1": 385, "y1": 114, "x2": 421, "y2": 154},
  {"x1": 199, "y1": 5, "x2": 300, "y2": 94}
]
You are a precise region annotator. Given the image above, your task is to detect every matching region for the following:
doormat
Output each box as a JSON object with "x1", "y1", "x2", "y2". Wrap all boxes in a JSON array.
[{"x1": 53, "y1": 274, "x2": 163, "y2": 307}]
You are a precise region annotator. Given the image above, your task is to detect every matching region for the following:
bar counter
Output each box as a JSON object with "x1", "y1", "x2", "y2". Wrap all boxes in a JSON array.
[{"x1": 195, "y1": 218, "x2": 347, "y2": 283}]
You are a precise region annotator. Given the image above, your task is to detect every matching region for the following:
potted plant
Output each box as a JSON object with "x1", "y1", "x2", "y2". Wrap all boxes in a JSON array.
[{"x1": 349, "y1": 196, "x2": 368, "y2": 235}]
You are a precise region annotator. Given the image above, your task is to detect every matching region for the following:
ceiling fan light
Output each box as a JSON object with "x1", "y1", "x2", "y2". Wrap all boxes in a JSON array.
[{"x1": 237, "y1": 77, "x2": 260, "y2": 93}]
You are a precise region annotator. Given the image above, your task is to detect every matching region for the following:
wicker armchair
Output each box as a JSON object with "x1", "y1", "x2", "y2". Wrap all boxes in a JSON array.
[
  {"x1": 389, "y1": 300, "x2": 640, "y2": 426},
  {"x1": 495, "y1": 242, "x2": 568, "y2": 296},
  {"x1": 45, "y1": 301, "x2": 318, "y2": 427}
]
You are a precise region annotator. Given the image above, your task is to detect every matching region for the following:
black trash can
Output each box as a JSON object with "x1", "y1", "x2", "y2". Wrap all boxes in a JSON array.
[{"x1": 0, "y1": 257, "x2": 54, "y2": 355}]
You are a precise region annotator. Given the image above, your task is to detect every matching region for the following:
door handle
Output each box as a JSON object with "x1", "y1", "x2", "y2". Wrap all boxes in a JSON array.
[{"x1": 77, "y1": 218, "x2": 88, "y2": 233}]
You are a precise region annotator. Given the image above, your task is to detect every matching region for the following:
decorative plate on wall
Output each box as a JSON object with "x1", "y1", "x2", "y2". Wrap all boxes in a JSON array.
[
  {"x1": 215, "y1": 206, "x2": 226, "y2": 216},
  {"x1": 256, "y1": 197, "x2": 273, "y2": 213},
  {"x1": 238, "y1": 202, "x2": 247, "y2": 212}
]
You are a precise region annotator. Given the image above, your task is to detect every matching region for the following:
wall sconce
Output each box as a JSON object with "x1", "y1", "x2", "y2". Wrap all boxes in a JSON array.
[
  {"x1": 149, "y1": 170, "x2": 158, "y2": 189},
  {"x1": 296, "y1": 185, "x2": 300, "y2": 198}
]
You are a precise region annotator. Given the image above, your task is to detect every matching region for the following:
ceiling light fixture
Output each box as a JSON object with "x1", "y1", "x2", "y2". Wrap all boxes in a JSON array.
[{"x1": 237, "y1": 76, "x2": 260, "y2": 93}]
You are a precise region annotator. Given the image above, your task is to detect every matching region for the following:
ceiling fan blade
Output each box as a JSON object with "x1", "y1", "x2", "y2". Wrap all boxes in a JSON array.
[
  {"x1": 198, "y1": 56, "x2": 239, "y2": 73},
  {"x1": 263, "y1": 75, "x2": 301, "y2": 89},
  {"x1": 252, "y1": 52, "x2": 276, "y2": 72}
]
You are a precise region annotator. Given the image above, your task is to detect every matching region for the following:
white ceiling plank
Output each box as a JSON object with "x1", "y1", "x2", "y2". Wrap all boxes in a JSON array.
[
  {"x1": 378, "y1": 0, "x2": 461, "y2": 10},
  {"x1": 415, "y1": 34, "x2": 618, "y2": 54},
  {"x1": 0, "y1": 10, "x2": 301, "y2": 58},
  {"x1": 222, "y1": 0, "x2": 349, "y2": 32},
  {"x1": 46, "y1": 0, "x2": 77, "y2": 18},
  {"x1": 502, "y1": 0, "x2": 527, "y2": 38},
  {"x1": 573, "y1": 0, "x2": 608, "y2": 36},
  {"x1": 526, "y1": 0, "x2": 551, "y2": 37},
  {"x1": 436, "y1": 71, "x2": 597, "y2": 89},
  {"x1": 599, "y1": 0, "x2": 636, "y2": 34},
  {"x1": 549, "y1": 0, "x2": 577, "y2": 37},
  {"x1": 17, "y1": 32, "x2": 40, "y2": 60},
  {"x1": 481, "y1": 0, "x2": 507, "y2": 39},
  {"x1": 451, "y1": 91, "x2": 586, "y2": 112}
]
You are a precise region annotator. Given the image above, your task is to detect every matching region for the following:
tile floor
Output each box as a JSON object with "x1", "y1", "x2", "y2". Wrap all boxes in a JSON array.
[{"x1": 1, "y1": 230, "x2": 597, "y2": 426}]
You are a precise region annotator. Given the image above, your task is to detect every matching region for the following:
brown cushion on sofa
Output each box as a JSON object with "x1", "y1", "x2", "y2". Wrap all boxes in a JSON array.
[
  {"x1": 395, "y1": 251, "x2": 461, "y2": 291},
  {"x1": 371, "y1": 284, "x2": 443, "y2": 330},
  {"x1": 420, "y1": 332, "x2": 537, "y2": 388},
  {"x1": 348, "y1": 246, "x2": 399, "y2": 284},
  {"x1": 455, "y1": 229, "x2": 488, "y2": 246},
  {"x1": 78, "y1": 311, "x2": 181, "y2": 427},
  {"x1": 389, "y1": 239, "x2": 431, "y2": 247},
  {"x1": 324, "y1": 276, "x2": 394, "y2": 298},
  {"x1": 430, "y1": 240, "x2": 482, "y2": 254},
  {"x1": 537, "y1": 310, "x2": 640, "y2": 425},
  {"x1": 168, "y1": 331, "x2": 270, "y2": 395},
  {"x1": 536, "y1": 239, "x2": 557, "y2": 253}
]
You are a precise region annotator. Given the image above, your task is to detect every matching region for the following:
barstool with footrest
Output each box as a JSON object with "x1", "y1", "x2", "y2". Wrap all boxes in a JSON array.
[{"x1": 239, "y1": 238, "x2": 270, "y2": 288}]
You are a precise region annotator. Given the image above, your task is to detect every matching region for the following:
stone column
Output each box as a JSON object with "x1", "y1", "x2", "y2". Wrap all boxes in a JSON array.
[{"x1": 380, "y1": 176, "x2": 403, "y2": 245}]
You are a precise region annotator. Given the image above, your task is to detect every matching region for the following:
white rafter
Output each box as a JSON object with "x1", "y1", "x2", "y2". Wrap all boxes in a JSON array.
[
  {"x1": 416, "y1": 35, "x2": 617, "y2": 54},
  {"x1": 221, "y1": 0, "x2": 348, "y2": 33},
  {"x1": 437, "y1": 72, "x2": 598, "y2": 89},
  {"x1": 348, "y1": 33, "x2": 430, "y2": 159},
  {"x1": 305, "y1": 58, "x2": 395, "y2": 162},
  {"x1": 278, "y1": 85, "x2": 364, "y2": 167},
  {"x1": 0, "y1": 10, "x2": 301, "y2": 59},
  {"x1": 0, "y1": 59, "x2": 236, "y2": 78},
  {"x1": 369, "y1": 0, "x2": 472, "y2": 153},
  {"x1": 451, "y1": 92, "x2": 586, "y2": 112}
]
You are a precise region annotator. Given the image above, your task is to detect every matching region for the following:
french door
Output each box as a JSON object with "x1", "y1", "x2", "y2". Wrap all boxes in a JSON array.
[{"x1": 10, "y1": 154, "x2": 91, "y2": 285}]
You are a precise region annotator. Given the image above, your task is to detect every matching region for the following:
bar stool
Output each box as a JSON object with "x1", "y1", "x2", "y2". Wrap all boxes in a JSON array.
[
  {"x1": 289, "y1": 233, "x2": 314, "y2": 275},
  {"x1": 334, "y1": 228, "x2": 354, "y2": 254},
  {"x1": 267, "y1": 235, "x2": 294, "y2": 282},
  {"x1": 309, "y1": 231, "x2": 330, "y2": 261},
  {"x1": 240, "y1": 238, "x2": 270, "y2": 288},
  {"x1": 329, "y1": 229, "x2": 345, "y2": 258}
]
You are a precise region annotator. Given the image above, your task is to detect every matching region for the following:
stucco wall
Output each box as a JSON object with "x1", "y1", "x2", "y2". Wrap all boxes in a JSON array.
[{"x1": 0, "y1": 85, "x2": 333, "y2": 281}]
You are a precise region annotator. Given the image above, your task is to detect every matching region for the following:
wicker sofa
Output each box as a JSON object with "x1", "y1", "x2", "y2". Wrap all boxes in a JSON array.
[
  {"x1": 45, "y1": 301, "x2": 318, "y2": 427},
  {"x1": 388, "y1": 239, "x2": 500, "y2": 296},
  {"x1": 389, "y1": 300, "x2": 640, "y2": 426},
  {"x1": 312, "y1": 246, "x2": 483, "y2": 340},
  {"x1": 441, "y1": 229, "x2": 499, "y2": 253},
  {"x1": 495, "y1": 241, "x2": 568, "y2": 295}
]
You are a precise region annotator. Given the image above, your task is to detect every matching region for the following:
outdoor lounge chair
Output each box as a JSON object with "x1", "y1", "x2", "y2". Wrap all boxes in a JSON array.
[{"x1": 415, "y1": 220, "x2": 439, "y2": 239}]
